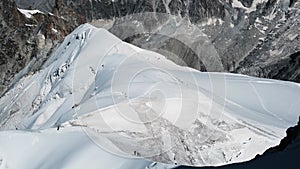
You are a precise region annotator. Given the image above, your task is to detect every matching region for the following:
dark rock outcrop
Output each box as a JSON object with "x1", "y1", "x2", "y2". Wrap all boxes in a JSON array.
[
  {"x1": 0, "y1": 0, "x2": 85, "y2": 96},
  {"x1": 235, "y1": 1, "x2": 300, "y2": 82}
]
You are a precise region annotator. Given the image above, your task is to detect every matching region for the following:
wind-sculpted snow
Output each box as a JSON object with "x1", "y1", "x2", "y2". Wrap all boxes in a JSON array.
[{"x1": 0, "y1": 24, "x2": 300, "y2": 168}]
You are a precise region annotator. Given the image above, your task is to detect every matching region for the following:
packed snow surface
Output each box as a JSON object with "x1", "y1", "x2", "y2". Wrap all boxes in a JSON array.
[
  {"x1": 0, "y1": 128, "x2": 163, "y2": 169},
  {"x1": 0, "y1": 24, "x2": 300, "y2": 168}
]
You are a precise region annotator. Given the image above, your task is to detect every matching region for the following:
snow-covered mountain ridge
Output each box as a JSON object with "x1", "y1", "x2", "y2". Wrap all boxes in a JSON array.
[
  {"x1": 1, "y1": 0, "x2": 299, "y2": 96},
  {"x1": 0, "y1": 24, "x2": 300, "y2": 168}
]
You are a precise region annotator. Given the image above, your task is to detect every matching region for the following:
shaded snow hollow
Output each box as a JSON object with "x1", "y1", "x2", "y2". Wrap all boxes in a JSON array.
[{"x1": 0, "y1": 24, "x2": 300, "y2": 168}]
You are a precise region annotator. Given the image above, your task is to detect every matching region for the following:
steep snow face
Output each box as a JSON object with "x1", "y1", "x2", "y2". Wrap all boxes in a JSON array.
[{"x1": 0, "y1": 24, "x2": 300, "y2": 167}]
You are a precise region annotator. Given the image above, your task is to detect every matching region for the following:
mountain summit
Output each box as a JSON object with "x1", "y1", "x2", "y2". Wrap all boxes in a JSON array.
[{"x1": 0, "y1": 24, "x2": 299, "y2": 168}]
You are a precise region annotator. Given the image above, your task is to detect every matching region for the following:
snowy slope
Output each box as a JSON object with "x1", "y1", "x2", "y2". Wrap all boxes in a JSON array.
[
  {"x1": 0, "y1": 128, "x2": 161, "y2": 169},
  {"x1": 0, "y1": 24, "x2": 300, "y2": 168},
  {"x1": 176, "y1": 119, "x2": 300, "y2": 169}
]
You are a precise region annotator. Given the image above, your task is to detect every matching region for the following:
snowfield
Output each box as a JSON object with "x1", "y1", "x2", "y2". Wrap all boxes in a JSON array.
[
  {"x1": 0, "y1": 24, "x2": 300, "y2": 168},
  {"x1": 0, "y1": 128, "x2": 162, "y2": 169}
]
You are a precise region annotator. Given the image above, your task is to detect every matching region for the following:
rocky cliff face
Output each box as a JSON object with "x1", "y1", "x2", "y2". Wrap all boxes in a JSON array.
[
  {"x1": 235, "y1": 1, "x2": 300, "y2": 82},
  {"x1": 0, "y1": 0, "x2": 32, "y2": 94},
  {"x1": 0, "y1": 0, "x2": 85, "y2": 96},
  {"x1": 0, "y1": 0, "x2": 299, "y2": 96}
]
